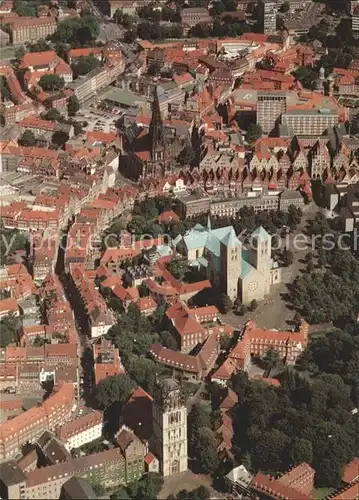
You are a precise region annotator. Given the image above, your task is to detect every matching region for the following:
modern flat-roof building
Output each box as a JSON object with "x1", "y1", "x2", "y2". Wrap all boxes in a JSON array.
[
  {"x1": 281, "y1": 108, "x2": 339, "y2": 136},
  {"x1": 259, "y1": 0, "x2": 277, "y2": 34},
  {"x1": 352, "y1": 5, "x2": 359, "y2": 32},
  {"x1": 257, "y1": 91, "x2": 287, "y2": 135}
]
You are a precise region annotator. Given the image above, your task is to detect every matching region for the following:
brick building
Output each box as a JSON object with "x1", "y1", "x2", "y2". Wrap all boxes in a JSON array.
[{"x1": 4, "y1": 17, "x2": 57, "y2": 44}]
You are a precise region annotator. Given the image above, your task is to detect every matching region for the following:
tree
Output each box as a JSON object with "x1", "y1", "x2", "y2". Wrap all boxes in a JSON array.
[
  {"x1": 252, "y1": 428, "x2": 290, "y2": 473},
  {"x1": 262, "y1": 348, "x2": 281, "y2": 370},
  {"x1": 123, "y1": 29, "x2": 136, "y2": 43},
  {"x1": 13, "y1": 0, "x2": 36, "y2": 17},
  {"x1": 27, "y1": 38, "x2": 50, "y2": 53},
  {"x1": 39, "y1": 74, "x2": 65, "y2": 91},
  {"x1": 0, "y1": 314, "x2": 19, "y2": 347},
  {"x1": 290, "y1": 438, "x2": 313, "y2": 465},
  {"x1": 292, "y1": 65, "x2": 318, "y2": 90},
  {"x1": 43, "y1": 109, "x2": 62, "y2": 122},
  {"x1": 249, "y1": 299, "x2": 258, "y2": 311},
  {"x1": 18, "y1": 130, "x2": 36, "y2": 147},
  {"x1": 192, "y1": 427, "x2": 219, "y2": 473},
  {"x1": 95, "y1": 374, "x2": 136, "y2": 410},
  {"x1": 14, "y1": 45, "x2": 25, "y2": 61},
  {"x1": 67, "y1": 95, "x2": 80, "y2": 116},
  {"x1": 188, "y1": 402, "x2": 211, "y2": 441},
  {"x1": 147, "y1": 62, "x2": 161, "y2": 76},
  {"x1": 33, "y1": 335, "x2": 48, "y2": 347},
  {"x1": 281, "y1": 248, "x2": 294, "y2": 266},
  {"x1": 306, "y1": 260, "x2": 315, "y2": 273},
  {"x1": 217, "y1": 293, "x2": 233, "y2": 314},
  {"x1": 246, "y1": 123, "x2": 262, "y2": 143},
  {"x1": 52, "y1": 130, "x2": 69, "y2": 147},
  {"x1": 231, "y1": 370, "x2": 249, "y2": 399},
  {"x1": 159, "y1": 330, "x2": 178, "y2": 350},
  {"x1": 71, "y1": 54, "x2": 100, "y2": 78},
  {"x1": 52, "y1": 15, "x2": 99, "y2": 46},
  {"x1": 89, "y1": 480, "x2": 105, "y2": 497}
]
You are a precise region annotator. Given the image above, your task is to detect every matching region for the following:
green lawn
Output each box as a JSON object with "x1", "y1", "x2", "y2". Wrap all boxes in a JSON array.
[{"x1": 315, "y1": 487, "x2": 335, "y2": 499}]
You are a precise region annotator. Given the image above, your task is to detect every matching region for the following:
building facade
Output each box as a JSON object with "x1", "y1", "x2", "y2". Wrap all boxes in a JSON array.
[
  {"x1": 152, "y1": 379, "x2": 188, "y2": 477},
  {"x1": 257, "y1": 91, "x2": 287, "y2": 135},
  {"x1": 259, "y1": 0, "x2": 277, "y2": 34}
]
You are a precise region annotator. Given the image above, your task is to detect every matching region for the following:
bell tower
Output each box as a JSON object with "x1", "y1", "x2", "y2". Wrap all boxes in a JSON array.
[
  {"x1": 151, "y1": 378, "x2": 188, "y2": 477},
  {"x1": 149, "y1": 86, "x2": 165, "y2": 161}
]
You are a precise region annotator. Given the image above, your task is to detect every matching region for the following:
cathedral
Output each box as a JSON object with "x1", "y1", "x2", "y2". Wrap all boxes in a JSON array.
[
  {"x1": 174, "y1": 221, "x2": 282, "y2": 304},
  {"x1": 128, "y1": 87, "x2": 188, "y2": 180}
]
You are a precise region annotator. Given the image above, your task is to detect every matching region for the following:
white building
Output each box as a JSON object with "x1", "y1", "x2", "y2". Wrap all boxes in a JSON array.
[
  {"x1": 55, "y1": 410, "x2": 103, "y2": 451},
  {"x1": 151, "y1": 378, "x2": 188, "y2": 477}
]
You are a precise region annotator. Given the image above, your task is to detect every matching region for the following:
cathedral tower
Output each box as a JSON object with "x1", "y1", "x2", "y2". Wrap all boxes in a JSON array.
[
  {"x1": 248, "y1": 226, "x2": 271, "y2": 275},
  {"x1": 151, "y1": 378, "x2": 188, "y2": 477},
  {"x1": 220, "y1": 228, "x2": 241, "y2": 301},
  {"x1": 149, "y1": 86, "x2": 165, "y2": 161}
]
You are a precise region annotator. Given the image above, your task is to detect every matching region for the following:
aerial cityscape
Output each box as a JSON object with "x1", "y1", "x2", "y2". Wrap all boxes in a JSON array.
[{"x1": 0, "y1": 0, "x2": 358, "y2": 498}]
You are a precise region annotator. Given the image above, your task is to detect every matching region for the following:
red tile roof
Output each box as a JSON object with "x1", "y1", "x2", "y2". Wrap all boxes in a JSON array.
[
  {"x1": 20, "y1": 50, "x2": 58, "y2": 69},
  {"x1": 56, "y1": 410, "x2": 103, "y2": 441},
  {"x1": 331, "y1": 482, "x2": 359, "y2": 500},
  {"x1": 144, "y1": 451, "x2": 156, "y2": 464},
  {"x1": 342, "y1": 457, "x2": 359, "y2": 484},
  {"x1": 252, "y1": 472, "x2": 311, "y2": 499}
]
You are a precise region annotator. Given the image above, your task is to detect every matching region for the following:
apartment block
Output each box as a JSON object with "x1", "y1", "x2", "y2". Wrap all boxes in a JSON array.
[
  {"x1": 257, "y1": 91, "x2": 287, "y2": 135},
  {"x1": 281, "y1": 109, "x2": 339, "y2": 136}
]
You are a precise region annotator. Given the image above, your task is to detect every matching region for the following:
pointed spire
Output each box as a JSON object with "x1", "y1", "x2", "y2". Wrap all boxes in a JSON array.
[
  {"x1": 207, "y1": 214, "x2": 211, "y2": 231},
  {"x1": 149, "y1": 85, "x2": 164, "y2": 159}
]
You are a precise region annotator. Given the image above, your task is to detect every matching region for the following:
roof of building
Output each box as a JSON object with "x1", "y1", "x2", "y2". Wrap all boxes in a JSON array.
[
  {"x1": 60, "y1": 477, "x2": 97, "y2": 500},
  {"x1": 252, "y1": 472, "x2": 311, "y2": 499},
  {"x1": 20, "y1": 51, "x2": 58, "y2": 70},
  {"x1": 120, "y1": 387, "x2": 153, "y2": 441},
  {"x1": 0, "y1": 461, "x2": 27, "y2": 486},
  {"x1": 330, "y1": 482, "x2": 359, "y2": 500},
  {"x1": 55, "y1": 410, "x2": 103, "y2": 441},
  {"x1": 26, "y1": 448, "x2": 124, "y2": 487},
  {"x1": 342, "y1": 457, "x2": 359, "y2": 484}
]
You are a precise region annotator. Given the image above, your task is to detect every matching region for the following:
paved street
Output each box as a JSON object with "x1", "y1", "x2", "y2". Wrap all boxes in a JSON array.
[
  {"x1": 222, "y1": 206, "x2": 318, "y2": 331},
  {"x1": 159, "y1": 470, "x2": 220, "y2": 499}
]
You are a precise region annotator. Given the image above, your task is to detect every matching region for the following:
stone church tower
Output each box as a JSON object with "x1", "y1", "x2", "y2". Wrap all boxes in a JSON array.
[
  {"x1": 149, "y1": 86, "x2": 165, "y2": 162},
  {"x1": 248, "y1": 226, "x2": 272, "y2": 294},
  {"x1": 219, "y1": 228, "x2": 242, "y2": 301},
  {"x1": 151, "y1": 378, "x2": 188, "y2": 477}
]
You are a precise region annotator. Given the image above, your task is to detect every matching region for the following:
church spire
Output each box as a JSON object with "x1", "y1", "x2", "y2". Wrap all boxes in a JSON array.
[
  {"x1": 149, "y1": 86, "x2": 164, "y2": 159},
  {"x1": 207, "y1": 214, "x2": 211, "y2": 231}
]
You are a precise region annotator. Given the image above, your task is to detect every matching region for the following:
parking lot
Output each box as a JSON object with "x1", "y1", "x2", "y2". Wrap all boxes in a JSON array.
[{"x1": 76, "y1": 106, "x2": 120, "y2": 133}]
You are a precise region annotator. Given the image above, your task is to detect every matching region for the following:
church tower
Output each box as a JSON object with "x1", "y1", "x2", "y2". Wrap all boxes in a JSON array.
[
  {"x1": 151, "y1": 378, "x2": 188, "y2": 477},
  {"x1": 248, "y1": 226, "x2": 271, "y2": 275},
  {"x1": 220, "y1": 228, "x2": 241, "y2": 301},
  {"x1": 149, "y1": 86, "x2": 165, "y2": 161}
]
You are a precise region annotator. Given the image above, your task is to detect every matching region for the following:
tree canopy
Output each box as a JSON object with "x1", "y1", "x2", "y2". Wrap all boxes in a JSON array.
[
  {"x1": 71, "y1": 55, "x2": 100, "y2": 78},
  {"x1": 39, "y1": 74, "x2": 65, "y2": 92},
  {"x1": 52, "y1": 15, "x2": 100, "y2": 47},
  {"x1": 95, "y1": 374, "x2": 136, "y2": 410},
  {"x1": 288, "y1": 243, "x2": 359, "y2": 324},
  {"x1": 233, "y1": 366, "x2": 359, "y2": 488},
  {"x1": 0, "y1": 314, "x2": 19, "y2": 348},
  {"x1": 67, "y1": 95, "x2": 80, "y2": 116},
  {"x1": 246, "y1": 123, "x2": 263, "y2": 143},
  {"x1": 18, "y1": 130, "x2": 36, "y2": 147}
]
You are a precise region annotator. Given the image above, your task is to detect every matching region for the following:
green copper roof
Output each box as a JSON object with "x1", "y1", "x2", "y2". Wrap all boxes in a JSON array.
[{"x1": 251, "y1": 226, "x2": 270, "y2": 241}]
